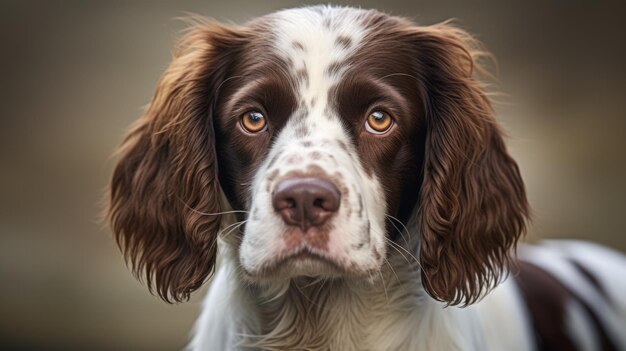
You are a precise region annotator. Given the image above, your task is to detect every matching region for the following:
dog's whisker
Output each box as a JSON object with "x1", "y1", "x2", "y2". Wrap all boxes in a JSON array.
[
  {"x1": 377, "y1": 267, "x2": 389, "y2": 303},
  {"x1": 384, "y1": 237, "x2": 437, "y2": 292},
  {"x1": 385, "y1": 214, "x2": 411, "y2": 249},
  {"x1": 383, "y1": 255, "x2": 401, "y2": 284},
  {"x1": 219, "y1": 220, "x2": 248, "y2": 238},
  {"x1": 384, "y1": 237, "x2": 412, "y2": 265},
  {"x1": 195, "y1": 209, "x2": 250, "y2": 217}
]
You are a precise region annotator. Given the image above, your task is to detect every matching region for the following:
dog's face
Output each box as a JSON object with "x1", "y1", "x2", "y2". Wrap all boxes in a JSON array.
[
  {"x1": 216, "y1": 8, "x2": 425, "y2": 281},
  {"x1": 109, "y1": 7, "x2": 529, "y2": 306}
]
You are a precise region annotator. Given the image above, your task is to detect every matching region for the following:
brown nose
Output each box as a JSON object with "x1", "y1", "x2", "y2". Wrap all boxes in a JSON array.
[{"x1": 272, "y1": 177, "x2": 341, "y2": 231}]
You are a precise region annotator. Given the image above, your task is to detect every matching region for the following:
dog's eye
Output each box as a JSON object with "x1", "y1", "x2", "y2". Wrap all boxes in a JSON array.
[
  {"x1": 241, "y1": 111, "x2": 267, "y2": 133},
  {"x1": 365, "y1": 110, "x2": 393, "y2": 134}
]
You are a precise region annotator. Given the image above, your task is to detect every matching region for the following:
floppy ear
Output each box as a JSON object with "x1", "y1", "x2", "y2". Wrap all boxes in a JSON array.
[
  {"x1": 412, "y1": 24, "x2": 530, "y2": 306},
  {"x1": 108, "y1": 21, "x2": 247, "y2": 303}
]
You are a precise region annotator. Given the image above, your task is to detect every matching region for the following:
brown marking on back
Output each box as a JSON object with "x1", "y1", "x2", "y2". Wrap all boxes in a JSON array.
[{"x1": 515, "y1": 261, "x2": 617, "y2": 351}]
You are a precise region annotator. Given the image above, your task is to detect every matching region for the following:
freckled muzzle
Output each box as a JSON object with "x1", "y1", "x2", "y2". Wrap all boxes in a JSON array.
[{"x1": 272, "y1": 177, "x2": 341, "y2": 232}]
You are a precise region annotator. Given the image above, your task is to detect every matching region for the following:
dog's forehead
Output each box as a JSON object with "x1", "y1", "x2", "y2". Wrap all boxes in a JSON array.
[{"x1": 269, "y1": 7, "x2": 372, "y2": 118}]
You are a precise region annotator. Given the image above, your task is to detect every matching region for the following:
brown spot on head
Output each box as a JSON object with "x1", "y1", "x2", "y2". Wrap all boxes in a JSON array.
[
  {"x1": 292, "y1": 41, "x2": 306, "y2": 51},
  {"x1": 294, "y1": 123, "x2": 310, "y2": 137},
  {"x1": 295, "y1": 68, "x2": 309, "y2": 85},
  {"x1": 337, "y1": 140, "x2": 348, "y2": 152},
  {"x1": 325, "y1": 61, "x2": 344, "y2": 77},
  {"x1": 327, "y1": 154, "x2": 337, "y2": 165},
  {"x1": 335, "y1": 35, "x2": 353, "y2": 49},
  {"x1": 266, "y1": 169, "x2": 279, "y2": 182},
  {"x1": 284, "y1": 154, "x2": 303, "y2": 165}
]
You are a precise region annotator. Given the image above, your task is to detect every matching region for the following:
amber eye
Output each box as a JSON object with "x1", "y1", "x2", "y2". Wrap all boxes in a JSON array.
[
  {"x1": 365, "y1": 110, "x2": 393, "y2": 134},
  {"x1": 241, "y1": 111, "x2": 267, "y2": 133}
]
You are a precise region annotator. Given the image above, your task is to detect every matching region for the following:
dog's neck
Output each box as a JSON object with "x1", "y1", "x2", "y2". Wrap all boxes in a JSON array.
[
  {"x1": 229, "y1": 237, "x2": 480, "y2": 351},
  {"x1": 236, "y1": 251, "x2": 415, "y2": 350}
]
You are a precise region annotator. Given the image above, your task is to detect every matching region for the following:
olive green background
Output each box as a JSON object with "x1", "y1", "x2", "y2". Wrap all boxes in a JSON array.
[{"x1": 1, "y1": 1, "x2": 625, "y2": 350}]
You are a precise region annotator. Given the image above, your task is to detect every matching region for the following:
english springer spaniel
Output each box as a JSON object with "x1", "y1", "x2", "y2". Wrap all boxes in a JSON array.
[{"x1": 108, "y1": 6, "x2": 626, "y2": 350}]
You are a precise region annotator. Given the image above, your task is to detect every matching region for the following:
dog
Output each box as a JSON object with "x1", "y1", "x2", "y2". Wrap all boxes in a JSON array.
[{"x1": 108, "y1": 6, "x2": 626, "y2": 350}]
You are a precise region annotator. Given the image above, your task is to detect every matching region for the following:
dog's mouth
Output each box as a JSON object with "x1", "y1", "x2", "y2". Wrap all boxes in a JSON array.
[
  {"x1": 289, "y1": 249, "x2": 324, "y2": 261},
  {"x1": 245, "y1": 246, "x2": 348, "y2": 279}
]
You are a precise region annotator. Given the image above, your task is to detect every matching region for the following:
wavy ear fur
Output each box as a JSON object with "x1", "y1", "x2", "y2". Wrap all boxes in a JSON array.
[
  {"x1": 412, "y1": 24, "x2": 530, "y2": 306},
  {"x1": 108, "y1": 21, "x2": 247, "y2": 302}
]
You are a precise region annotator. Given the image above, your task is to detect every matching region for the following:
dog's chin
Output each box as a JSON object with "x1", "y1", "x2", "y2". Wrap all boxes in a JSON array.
[{"x1": 242, "y1": 249, "x2": 372, "y2": 283}]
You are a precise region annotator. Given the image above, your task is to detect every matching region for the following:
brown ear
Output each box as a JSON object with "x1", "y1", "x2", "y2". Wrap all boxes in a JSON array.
[
  {"x1": 108, "y1": 21, "x2": 247, "y2": 303},
  {"x1": 412, "y1": 24, "x2": 530, "y2": 306}
]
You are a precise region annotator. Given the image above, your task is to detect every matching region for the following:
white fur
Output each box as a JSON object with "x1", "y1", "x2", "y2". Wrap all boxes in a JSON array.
[
  {"x1": 474, "y1": 278, "x2": 535, "y2": 351},
  {"x1": 191, "y1": 239, "x2": 626, "y2": 350},
  {"x1": 190, "y1": 241, "x2": 506, "y2": 350}
]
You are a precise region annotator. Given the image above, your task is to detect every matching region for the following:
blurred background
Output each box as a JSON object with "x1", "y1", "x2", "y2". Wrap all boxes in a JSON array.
[{"x1": 1, "y1": 0, "x2": 625, "y2": 350}]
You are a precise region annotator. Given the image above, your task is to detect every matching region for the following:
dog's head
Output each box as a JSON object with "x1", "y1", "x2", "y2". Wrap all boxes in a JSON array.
[{"x1": 108, "y1": 6, "x2": 529, "y2": 306}]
